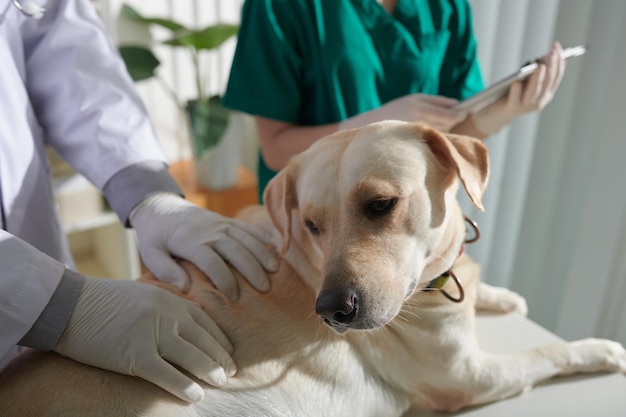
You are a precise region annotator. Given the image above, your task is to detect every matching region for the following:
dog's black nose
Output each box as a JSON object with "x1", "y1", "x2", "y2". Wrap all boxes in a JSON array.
[{"x1": 316, "y1": 290, "x2": 358, "y2": 326}]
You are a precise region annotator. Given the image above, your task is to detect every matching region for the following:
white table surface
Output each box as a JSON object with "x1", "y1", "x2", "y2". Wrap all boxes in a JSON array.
[{"x1": 414, "y1": 314, "x2": 626, "y2": 417}]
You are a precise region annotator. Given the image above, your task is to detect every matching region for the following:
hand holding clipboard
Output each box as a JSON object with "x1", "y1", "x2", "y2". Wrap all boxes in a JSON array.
[{"x1": 452, "y1": 45, "x2": 587, "y2": 113}]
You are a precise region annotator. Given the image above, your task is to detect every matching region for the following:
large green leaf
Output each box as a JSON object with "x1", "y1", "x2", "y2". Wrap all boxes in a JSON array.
[
  {"x1": 121, "y1": 4, "x2": 187, "y2": 32},
  {"x1": 164, "y1": 24, "x2": 239, "y2": 50},
  {"x1": 118, "y1": 46, "x2": 160, "y2": 82}
]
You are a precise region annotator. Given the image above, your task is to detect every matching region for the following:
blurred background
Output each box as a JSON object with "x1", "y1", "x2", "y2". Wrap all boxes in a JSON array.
[{"x1": 84, "y1": 0, "x2": 625, "y2": 345}]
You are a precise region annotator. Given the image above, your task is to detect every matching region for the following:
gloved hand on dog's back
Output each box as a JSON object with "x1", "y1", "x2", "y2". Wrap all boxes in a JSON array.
[
  {"x1": 130, "y1": 193, "x2": 279, "y2": 299},
  {"x1": 53, "y1": 193, "x2": 280, "y2": 403},
  {"x1": 54, "y1": 276, "x2": 234, "y2": 402}
]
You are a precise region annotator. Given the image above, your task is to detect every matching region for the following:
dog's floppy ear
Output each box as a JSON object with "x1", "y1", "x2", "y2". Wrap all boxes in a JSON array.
[
  {"x1": 422, "y1": 127, "x2": 489, "y2": 211},
  {"x1": 263, "y1": 164, "x2": 298, "y2": 254}
]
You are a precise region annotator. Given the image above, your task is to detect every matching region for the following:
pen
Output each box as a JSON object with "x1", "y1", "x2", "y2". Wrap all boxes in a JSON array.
[{"x1": 523, "y1": 45, "x2": 588, "y2": 67}]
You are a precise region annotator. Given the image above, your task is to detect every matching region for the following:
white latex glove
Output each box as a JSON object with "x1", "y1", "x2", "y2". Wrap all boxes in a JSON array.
[
  {"x1": 54, "y1": 277, "x2": 234, "y2": 402},
  {"x1": 471, "y1": 41, "x2": 566, "y2": 136},
  {"x1": 340, "y1": 93, "x2": 468, "y2": 133},
  {"x1": 130, "y1": 193, "x2": 278, "y2": 299}
]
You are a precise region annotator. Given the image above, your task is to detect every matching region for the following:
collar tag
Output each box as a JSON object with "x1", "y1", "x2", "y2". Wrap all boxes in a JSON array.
[{"x1": 426, "y1": 272, "x2": 451, "y2": 290}]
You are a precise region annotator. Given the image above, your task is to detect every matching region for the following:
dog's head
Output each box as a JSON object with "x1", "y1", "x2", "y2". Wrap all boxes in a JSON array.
[{"x1": 264, "y1": 121, "x2": 489, "y2": 334}]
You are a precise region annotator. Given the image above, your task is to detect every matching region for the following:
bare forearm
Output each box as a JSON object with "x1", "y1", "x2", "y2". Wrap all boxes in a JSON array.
[
  {"x1": 450, "y1": 115, "x2": 488, "y2": 140},
  {"x1": 255, "y1": 94, "x2": 469, "y2": 171},
  {"x1": 256, "y1": 117, "x2": 339, "y2": 171}
]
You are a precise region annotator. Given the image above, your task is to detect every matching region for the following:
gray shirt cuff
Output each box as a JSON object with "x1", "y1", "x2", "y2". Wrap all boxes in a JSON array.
[
  {"x1": 103, "y1": 161, "x2": 183, "y2": 226},
  {"x1": 18, "y1": 269, "x2": 85, "y2": 351}
]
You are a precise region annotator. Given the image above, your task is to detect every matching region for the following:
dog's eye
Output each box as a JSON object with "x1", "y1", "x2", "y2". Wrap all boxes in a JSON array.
[
  {"x1": 366, "y1": 198, "x2": 396, "y2": 216},
  {"x1": 304, "y1": 220, "x2": 320, "y2": 235}
]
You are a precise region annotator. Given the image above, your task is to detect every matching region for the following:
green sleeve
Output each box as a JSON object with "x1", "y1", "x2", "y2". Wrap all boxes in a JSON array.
[
  {"x1": 222, "y1": 0, "x2": 305, "y2": 123},
  {"x1": 438, "y1": 0, "x2": 484, "y2": 100}
]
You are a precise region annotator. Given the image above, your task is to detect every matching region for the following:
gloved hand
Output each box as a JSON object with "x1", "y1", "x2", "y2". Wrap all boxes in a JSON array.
[
  {"x1": 54, "y1": 277, "x2": 234, "y2": 402},
  {"x1": 130, "y1": 193, "x2": 279, "y2": 299},
  {"x1": 471, "y1": 42, "x2": 566, "y2": 136},
  {"x1": 340, "y1": 93, "x2": 468, "y2": 133}
]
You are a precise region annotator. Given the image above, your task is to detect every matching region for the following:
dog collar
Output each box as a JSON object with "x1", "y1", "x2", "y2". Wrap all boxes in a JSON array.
[
  {"x1": 425, "y1": 274, "x2": 451, "y2": 291},
  {"x1": 423, "y1": 245, "x2": 465, "y2": 302},
  {"x1": 426, "y1": 244, "x2": 464, "y2": 289},
  {"x1": 422, "y1": 216, "x2": 480, "y2": 303}
]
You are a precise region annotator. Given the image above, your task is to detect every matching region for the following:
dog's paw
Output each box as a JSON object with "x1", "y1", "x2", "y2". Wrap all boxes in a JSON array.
[
  {"x1": 568, "y1": 338, "x2": 626, "y2": 374},
  {"x1": 500, "y1": 290, "x2": 528, "y2": 316},
  {"x1": 475, "y1": 284, "x2": 528, "y2": 316}
]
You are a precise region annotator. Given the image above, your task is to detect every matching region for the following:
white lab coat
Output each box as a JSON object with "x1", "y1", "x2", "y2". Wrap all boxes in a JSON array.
[{"x1": 0, "y1": 0, "x2": 168, "y2": 365}]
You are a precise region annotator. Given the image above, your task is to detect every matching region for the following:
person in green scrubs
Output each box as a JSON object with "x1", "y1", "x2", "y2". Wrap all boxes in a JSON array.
[{"x1": 223, "y1": 0, "x2": 566, "y2": 200}]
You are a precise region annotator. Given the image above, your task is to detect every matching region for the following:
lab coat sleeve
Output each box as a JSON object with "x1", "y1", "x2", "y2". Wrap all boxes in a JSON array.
[
  {"x1": 0, "y1": 230, "x2": 78, "y2": 358},
  {"x1": 18, "y1": 269, "x2": 84, "y2": 351},
  {"x1": 21, "y1": 0, "x2": 169, "y2": 191},
  {"x1": 103, "y1": 161, "x2": 183, "y2": 226}
]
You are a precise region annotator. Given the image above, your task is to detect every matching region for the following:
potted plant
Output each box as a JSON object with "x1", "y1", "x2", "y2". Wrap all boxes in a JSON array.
[{"x1": 118, "y1": 4, "x2": 240, "y2": 189}]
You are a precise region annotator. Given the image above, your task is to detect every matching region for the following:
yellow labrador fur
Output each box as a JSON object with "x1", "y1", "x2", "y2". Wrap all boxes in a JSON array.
[{"x1": 1, "y1": 121, "x2": 625, "y2": 416}]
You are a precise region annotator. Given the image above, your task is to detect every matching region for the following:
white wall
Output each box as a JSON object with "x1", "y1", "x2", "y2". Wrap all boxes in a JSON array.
[{"x1": 466, "y1": 0, "x2": 626, "y2": 344}]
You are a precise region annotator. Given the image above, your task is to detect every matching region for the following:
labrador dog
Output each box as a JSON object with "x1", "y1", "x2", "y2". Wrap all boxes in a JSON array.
[{"x1": 1, "y1": 121, "x2": 624, "y2": 417}]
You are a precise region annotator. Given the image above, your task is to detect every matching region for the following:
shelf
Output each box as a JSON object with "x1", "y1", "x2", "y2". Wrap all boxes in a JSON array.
[
  {"x1": 68, "y1": 222, "x2": 140, "y2": 280},
  {"x1": 63, "y1": 211, "x2": 119, "y2": 234}
]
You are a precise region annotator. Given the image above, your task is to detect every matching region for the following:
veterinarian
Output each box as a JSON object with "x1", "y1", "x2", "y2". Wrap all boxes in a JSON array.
[
  {"x1": 0, "y1": 0, "x2": 278, "y2": 403},
  {"x1": 222, "y1": 0, "x2": 566, "y2": 199}
]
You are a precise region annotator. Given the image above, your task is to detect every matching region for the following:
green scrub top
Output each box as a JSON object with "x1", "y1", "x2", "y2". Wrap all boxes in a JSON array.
[{"x1": 222, "y1": 0, "x2": 484, "y2": 201}]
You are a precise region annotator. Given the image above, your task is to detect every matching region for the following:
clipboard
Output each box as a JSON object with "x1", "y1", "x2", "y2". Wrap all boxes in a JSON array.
[{"x1": 452, "y1": 45, "x2": 587, "y2": 113}]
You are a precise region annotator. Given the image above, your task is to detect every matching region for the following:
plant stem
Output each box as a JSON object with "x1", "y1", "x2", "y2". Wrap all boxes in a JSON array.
[
  {"x1": 191, "y1": 47, "x2": 205, "y2": 103},
  {"x1": 156, "y1": 74, "x2": 182, "y2": 109}
]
